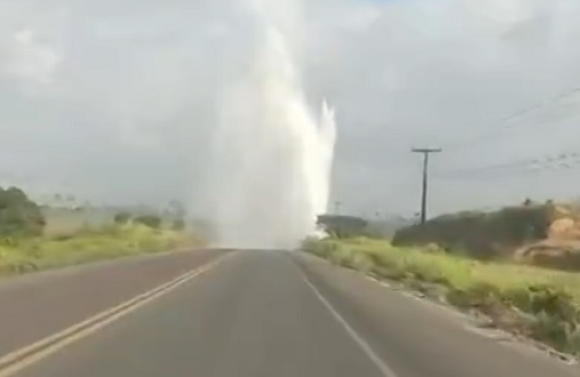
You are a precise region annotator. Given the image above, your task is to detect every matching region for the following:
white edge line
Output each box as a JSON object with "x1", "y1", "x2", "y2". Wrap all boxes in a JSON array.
[
  {"x1": 298, "y1": 267, "x2": 400, "y2": 377},
  {"x1": 301, "y1": 254, "x2": 580, "y2": 368}
]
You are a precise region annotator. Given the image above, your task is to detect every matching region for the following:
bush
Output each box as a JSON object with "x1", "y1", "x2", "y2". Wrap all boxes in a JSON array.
[
  {"x1": 392, "y1": 204, "x2": 553, "y2": 259},
  {"x1": 113, "y1": 212, "x2": 132, "y2": 224},
  {"x1": 134, "y1": 215, "x2": 162, "y2": 229}
]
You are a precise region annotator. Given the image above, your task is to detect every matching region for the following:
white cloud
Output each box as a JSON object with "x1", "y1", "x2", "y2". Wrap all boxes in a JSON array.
[
  {"x1": 0, "y1": 2, "x2": 68, "y2": 92},
  {"x1": 1, "y1": 28, "x2": 62, "y2": 85}
]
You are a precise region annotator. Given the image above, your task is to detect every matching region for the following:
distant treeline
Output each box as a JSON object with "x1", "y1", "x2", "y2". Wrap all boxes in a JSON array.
[
  {"x1": 0, "y1": 186, "x2": 187, "y2": 240},
  {"x1": 317, "y1": 214, "x2": 369, "y2": 238},
  {"x1": 316, "y1": 214, "x2": 413, "y2": 239}
]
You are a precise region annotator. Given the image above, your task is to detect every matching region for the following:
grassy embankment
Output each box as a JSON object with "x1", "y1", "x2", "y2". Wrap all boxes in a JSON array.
[
  {"x1": 0, "y1": 223, "x2": 202, "y2": 277},
  {"x1": 304, "y1": 236, "x2": 580, "y2": 356}
]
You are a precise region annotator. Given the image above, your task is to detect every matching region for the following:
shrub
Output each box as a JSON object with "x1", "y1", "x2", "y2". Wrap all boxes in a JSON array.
[
  {"x1": 134, "y1": 215, "x2": 162, "y2": 229},
  {"x1": 113, "y1": 212, "x2": 132, "y2": 224}
]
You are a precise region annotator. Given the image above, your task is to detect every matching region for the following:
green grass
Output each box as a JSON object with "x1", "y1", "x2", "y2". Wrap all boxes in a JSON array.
[
  {"x1": 0, "y1": 223, "x2": 203, "y2": 277},
  {"x1": 303, "y1": 237, "x2": 580, "y2": 356}
]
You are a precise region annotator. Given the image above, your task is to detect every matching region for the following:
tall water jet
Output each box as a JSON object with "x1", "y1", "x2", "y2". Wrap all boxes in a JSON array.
[{"x1": 203, "y1": 1, "x2": 336, "y2": 249}]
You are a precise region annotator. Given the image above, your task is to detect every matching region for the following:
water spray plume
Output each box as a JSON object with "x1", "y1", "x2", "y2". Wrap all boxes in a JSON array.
[{"x1": 204, "y1": 1, "x2": 336, "y2": 249}]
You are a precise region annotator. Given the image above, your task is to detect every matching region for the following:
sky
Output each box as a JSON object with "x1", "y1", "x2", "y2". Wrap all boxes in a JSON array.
[{"x1": 1, "y1": 0, "x2": 580, "y2": 218}]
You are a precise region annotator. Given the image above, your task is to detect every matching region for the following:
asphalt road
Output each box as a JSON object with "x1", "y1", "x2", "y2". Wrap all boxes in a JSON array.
[
  {"x1": 4, "y1": 250, "x2": 580, "y2": 377},
  {"x1": 0, "y1": 248, "x2": 225, "y2": 357}
]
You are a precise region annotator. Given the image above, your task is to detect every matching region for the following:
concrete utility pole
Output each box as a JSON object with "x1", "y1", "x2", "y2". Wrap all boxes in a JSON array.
[{"x1": 411, "y1": 148, "x2": 442, "y2": 224}]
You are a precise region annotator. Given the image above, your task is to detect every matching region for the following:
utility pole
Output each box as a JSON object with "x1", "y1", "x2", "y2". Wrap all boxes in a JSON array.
[
  {"x1": 334, "y1": 200, "x2": 341, "y2": 215},
  {"x1": 411, "y1": 148, "x2": 442, "y2": 224}
]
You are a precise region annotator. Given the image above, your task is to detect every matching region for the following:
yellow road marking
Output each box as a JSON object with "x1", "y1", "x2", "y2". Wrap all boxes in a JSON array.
[{"x1": 0, "y1": 252, "x2": 234, "y2": 377}]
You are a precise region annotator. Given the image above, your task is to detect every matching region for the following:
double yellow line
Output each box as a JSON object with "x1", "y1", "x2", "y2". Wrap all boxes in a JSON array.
[{"x1": 0, "y1": 252, "x2": 233, "y2": 377}]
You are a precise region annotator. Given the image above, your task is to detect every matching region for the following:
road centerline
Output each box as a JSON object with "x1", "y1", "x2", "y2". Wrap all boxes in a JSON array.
[{"x1": 0, "y1": 252, "x2": 235, "y2": 377}]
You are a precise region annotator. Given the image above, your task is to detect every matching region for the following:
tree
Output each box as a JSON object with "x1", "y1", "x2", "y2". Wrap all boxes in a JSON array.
[
  {"x1": 317, "y1": 214, "x2": 369, "y2": 238},
  {"x1": 167, "y1": 200, "x2": 187, "y2": 220},
  {"x1": 53, "y1": 193, "x2": 63, "y2": 207},
  {"x1": 0, "y1": 187, "x2": 45, "y2": 238}
]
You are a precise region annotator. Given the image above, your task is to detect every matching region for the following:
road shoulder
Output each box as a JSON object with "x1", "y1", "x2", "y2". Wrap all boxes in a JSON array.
[{"x1": 295, "y1": 252, "x2": 580, "y2": 377}]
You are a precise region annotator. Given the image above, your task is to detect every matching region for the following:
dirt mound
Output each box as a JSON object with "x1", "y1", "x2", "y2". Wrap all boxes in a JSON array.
[
  {"x1": 392, "y1": 202, "x2": 580, "y2": 268},
  {"x1": 514, "y1": 240, "x2": 580, "y2": 270}
]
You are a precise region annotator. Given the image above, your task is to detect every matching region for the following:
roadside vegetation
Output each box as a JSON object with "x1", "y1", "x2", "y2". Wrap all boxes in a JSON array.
[
  {"x1": 304, "y1": 235, "x2": 580, "y2": 357},
  {"x1": 0, "y1": 186, "x2": 204, "y2": 278}
]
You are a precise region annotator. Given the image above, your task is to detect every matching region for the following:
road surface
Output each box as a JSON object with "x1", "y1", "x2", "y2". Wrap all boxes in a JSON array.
[
  {"x1": 0, "y1": 248, "x2": 224, "y2": 356},
  {"x1": 1, "y1": 250, "x2": 579, "y2": 377}
]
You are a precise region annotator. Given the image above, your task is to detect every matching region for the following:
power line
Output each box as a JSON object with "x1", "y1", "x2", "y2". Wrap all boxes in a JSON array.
[
  {"x1": 433, "y1": 150, "x2": 580, "y2": 180},
  {"x1": 411, "y1": 147, "x2": 442, "y2": 224},
  {"x1": 439, "y1": 85, "x2": 580, "y2": 152}
]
